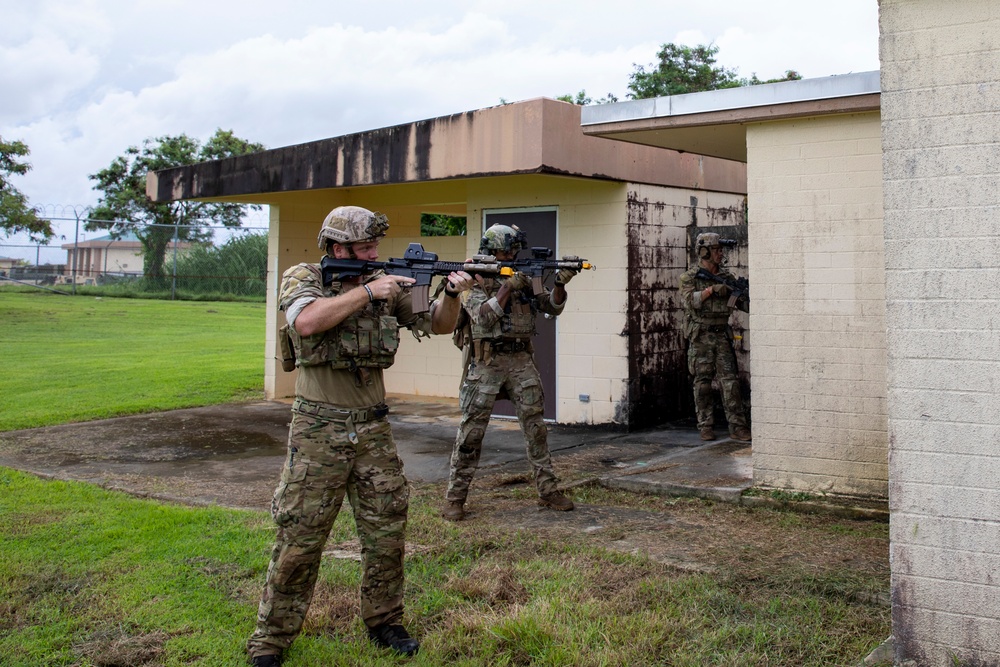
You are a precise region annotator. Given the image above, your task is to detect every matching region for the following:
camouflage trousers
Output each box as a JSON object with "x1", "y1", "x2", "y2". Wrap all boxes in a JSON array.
[
  {"x1": 687, "y1": 329, "x2": 748, "y2": 431},
  {"x1": 246, "y1": 407, "x2": 409, "y2": 659},
  {"x1": 446, "y1": 351, "x2": 559, "y2": 503}
]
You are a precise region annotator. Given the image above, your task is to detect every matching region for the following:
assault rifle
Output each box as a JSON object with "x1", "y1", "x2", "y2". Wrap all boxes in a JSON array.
[
  {"x1": 501, "y1": 247, "x2": 597, "y2": 296},
  {"x1": 321, "y1": 242, "x2": 511, "y2": 313},
  {"x1": 321, "y1": 243, "x2": 596, "y2": 312},
  {"x1": 695, "y1": 267, "x2": 750, "y2": 310}
]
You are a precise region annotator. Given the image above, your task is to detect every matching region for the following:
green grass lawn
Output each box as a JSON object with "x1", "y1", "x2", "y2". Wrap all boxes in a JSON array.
[
  {"x1": 0, "y1": 471, "x2": 891, "y2": 667},
  {"x1": 0, "y1": 291, "x2": 265, "y2": 431}
]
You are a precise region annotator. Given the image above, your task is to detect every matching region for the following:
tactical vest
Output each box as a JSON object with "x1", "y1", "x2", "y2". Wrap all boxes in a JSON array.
[
  {"x1": 287, "y1": 276, "x2": 399, "y2": 370},
  {"x1": 683, "y1": 267, "x2": 733, "y2": 338},
  {"x1": 469, "y1": 281, "x2": 536, "y2": 341}
]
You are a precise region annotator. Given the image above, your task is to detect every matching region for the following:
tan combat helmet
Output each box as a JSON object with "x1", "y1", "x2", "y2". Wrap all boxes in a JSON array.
[
  {"x1": 695, "y1": 232, "x2": 722, "y2": 259},
  {"x1": 317, "y1": 206, "x2": 390, "y2": 254},
  {"x1": 479, "y1": 224, "x2": 527, "y2": 255}
]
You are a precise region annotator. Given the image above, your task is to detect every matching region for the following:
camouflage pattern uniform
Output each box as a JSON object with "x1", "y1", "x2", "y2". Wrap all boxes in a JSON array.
[
  {"x1": 445, "y1": 276, "x2": 564, "y2": 503},
  {"x1": 678, "y1": 263, "x2": 749, "y2": 434},
  {"x1": 247, "y1": 215, "x2": 431, "y2": 660}
]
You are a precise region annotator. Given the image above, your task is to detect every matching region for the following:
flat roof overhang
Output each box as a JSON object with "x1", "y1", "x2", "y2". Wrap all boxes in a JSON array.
[
  {"x1": 148, "y1": 97, "x2": 749, "y2": 205},
  {"x1": 581, "y1": 71, "x2": 881, "y2": 162}
]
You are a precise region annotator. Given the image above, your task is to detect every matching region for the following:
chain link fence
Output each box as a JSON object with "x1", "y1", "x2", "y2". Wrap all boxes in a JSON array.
[{"x1": 1, "y1": 210, "x2": 269, "y2": 301}]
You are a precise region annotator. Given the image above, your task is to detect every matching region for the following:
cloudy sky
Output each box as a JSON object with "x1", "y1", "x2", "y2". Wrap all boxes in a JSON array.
[{"x1": 1, "y1": 0, "x2": 880, "y2": 253}]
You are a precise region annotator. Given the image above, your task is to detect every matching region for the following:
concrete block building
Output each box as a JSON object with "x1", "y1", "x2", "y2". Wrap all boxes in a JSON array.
[
  {"x1": 148, "y1": 98, "x2": 747, "y2": 428},
  {"x1": 880, "y1": 0, "x2": 1000, "y2": 663},
  {"x1": 583, "y1": 71, "x2": 886, "y2": 499},
  {"x1": 583, "y1": 0, "x2": 1000, "y2": 661}
]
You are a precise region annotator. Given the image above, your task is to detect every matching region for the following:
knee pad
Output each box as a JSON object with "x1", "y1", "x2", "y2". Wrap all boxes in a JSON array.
[{"x1": 459, "y1": 428, "x2": 485, "y2": 453}]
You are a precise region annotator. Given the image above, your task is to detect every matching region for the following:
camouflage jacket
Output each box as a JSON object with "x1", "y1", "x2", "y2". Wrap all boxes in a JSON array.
[{"x1": 679, "y1": 264, "x2": 742, "y2": 339}]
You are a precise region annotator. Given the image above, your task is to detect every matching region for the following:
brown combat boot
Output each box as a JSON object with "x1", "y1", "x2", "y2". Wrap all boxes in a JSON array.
[
  {"x1": 731, "y1": 427, "x2": 752, "y2": 442},
  {"x1": 441, "y1": 500, "x2": 465, "y2": 522},
  {"x1": 539, "y1": 491, "x2": 574, "y2": 511},
  {"x1": 699, "y1": 427, "x2": 716, "y2": 441}
]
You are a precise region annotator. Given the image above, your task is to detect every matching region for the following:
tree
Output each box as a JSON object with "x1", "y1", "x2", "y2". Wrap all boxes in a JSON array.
[
  {"x1": 420, "y1": 213, "x2": 467, "y2": 237},
  {"x1": 556, "y1": 90, "x2": 620, "y2": 106},
  {"x1": 175, "y1": 231, "x2": 268, "y2": 298},
  {"x1": 88, "y1": 129, "x2": 265, "y2": 283},
  {"x1": 627, "y1": 43, "x2": 801, "y2": 99},
  {"x1": 0, "y1": 136, "x2": 54, "y2": 242}
]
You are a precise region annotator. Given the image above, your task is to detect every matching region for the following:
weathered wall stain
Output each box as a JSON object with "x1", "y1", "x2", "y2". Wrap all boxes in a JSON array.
[
  {"x1": 625, "y1": 191, "x2": 749, "y2": 430},
  {"x1": 156, "y1": 112, "x2": 456, "y2": 201},
  {"x1": 624, "y1": 191, "x2": 690, "y2": 429}
]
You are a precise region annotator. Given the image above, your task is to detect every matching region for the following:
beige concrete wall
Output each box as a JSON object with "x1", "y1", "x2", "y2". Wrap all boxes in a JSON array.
[
  {"x1": 64, "y1": 245, "x2": 144, "y2": 277},
  {"x1": 262, "y1": 176, "x2": 630, "y2": 424},
  {"x1": 881, "y1": 1, "x2": 1000, "y2": 663},
  {"x1": 747, "y1": 112, "x2": 887, "y2": 498},
  {"x1": 263, "y1": 174, "x2": 740, "y2": 426}
]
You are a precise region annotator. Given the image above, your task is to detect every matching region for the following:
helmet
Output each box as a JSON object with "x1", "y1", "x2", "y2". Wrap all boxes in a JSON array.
[
  {"x1": 479, "y1": 224, "x2": 527, "y2": 255},
  {"x1": 695, "y1": 232, "x2": 721, "y2": 259},
  {"x1": 317, "y1": 206, "x2": 389, "y2": 251}
]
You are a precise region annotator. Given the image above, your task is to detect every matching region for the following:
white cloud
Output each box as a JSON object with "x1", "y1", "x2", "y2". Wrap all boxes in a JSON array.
[
  {"x1": 0, "y1": 0, "x2": 881, "y2": 244},
  {"x1": 0, "y1": 36, "x2": 100, "y2": 123}
]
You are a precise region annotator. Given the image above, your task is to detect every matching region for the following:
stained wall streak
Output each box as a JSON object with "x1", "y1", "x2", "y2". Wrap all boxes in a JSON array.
[
  {"x1": 624, "y1": 191, "x2": 690, "y2": 428},
  {"x1": 625, "y1": 190, "x2": 748, "y2": 430}
]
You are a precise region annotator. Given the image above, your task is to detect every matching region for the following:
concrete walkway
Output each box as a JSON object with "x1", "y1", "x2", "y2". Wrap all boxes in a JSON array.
[
  {"x1": 0, "y1": 393, "x2": 889, "y2": 521},
  {"x1": 358, "y1": 394, "x2": 753, "y2": 501}
]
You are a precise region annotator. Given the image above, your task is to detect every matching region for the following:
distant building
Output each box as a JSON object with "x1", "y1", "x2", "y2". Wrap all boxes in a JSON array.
[{"x1": 60, "y1": 233, "x2": 190, "y2": 282}]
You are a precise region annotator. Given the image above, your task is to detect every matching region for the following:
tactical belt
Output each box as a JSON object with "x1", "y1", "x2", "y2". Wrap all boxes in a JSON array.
[
  {"x1": 489, "y1": 339, "x2": 530, "y2": 354},
  {"x1": 292, "y1": 398, "x2": 390, "y2": 423},
  {"x1": 703, "y1": 324, "x2": 729, "y2": 333}
]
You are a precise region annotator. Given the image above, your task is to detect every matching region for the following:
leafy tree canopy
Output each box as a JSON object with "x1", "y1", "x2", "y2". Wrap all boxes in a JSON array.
[
  {"x1": 0, "y1": 136, "x2": 54, "y2": 242},
  {"x1": 558, "y1": 43, "x2": 801, "y2": 105},
  {"x1": 420, "y1": 213, "x2": 467, "y2": 237},
  {"x1": 556, "y1": 91, "x2": 620, "y2": 106},
  {"x1": 88, "y1": 129, "x2": 265, "y2": 282},
  {"x1": 628, "y1": 43, "x2": 801, "y2": 99}
]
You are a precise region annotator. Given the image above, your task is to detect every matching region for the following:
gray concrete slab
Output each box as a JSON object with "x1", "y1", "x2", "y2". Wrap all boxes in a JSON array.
[{"x1": 0, "y1": 395, "x2": 751, "y2": 509}]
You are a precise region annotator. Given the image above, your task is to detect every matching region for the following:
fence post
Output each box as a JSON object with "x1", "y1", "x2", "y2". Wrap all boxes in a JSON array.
[
  {"x1": 71, "y1": 210, "x2": 81, "y2": 295},
  {"x1": 171, "y1": 222, "x2": 179, "y2": 300}
]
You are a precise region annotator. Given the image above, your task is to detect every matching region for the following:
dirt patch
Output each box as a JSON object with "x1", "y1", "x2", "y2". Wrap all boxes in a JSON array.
[
  {"x1": 75, "y1": 626, "x2": 171, "y2": 666},
  {"x1": 441, "y1": 471, "x2": 890, "y2": 601}
]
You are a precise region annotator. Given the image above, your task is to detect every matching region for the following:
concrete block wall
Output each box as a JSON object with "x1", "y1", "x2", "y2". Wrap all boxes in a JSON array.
[
  {"x1": 880, "y1": 1, "x2": 1000, "y2": 663},
  {"x1": 747, "y1": 113, "x2": 888, "y2": 498}
]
